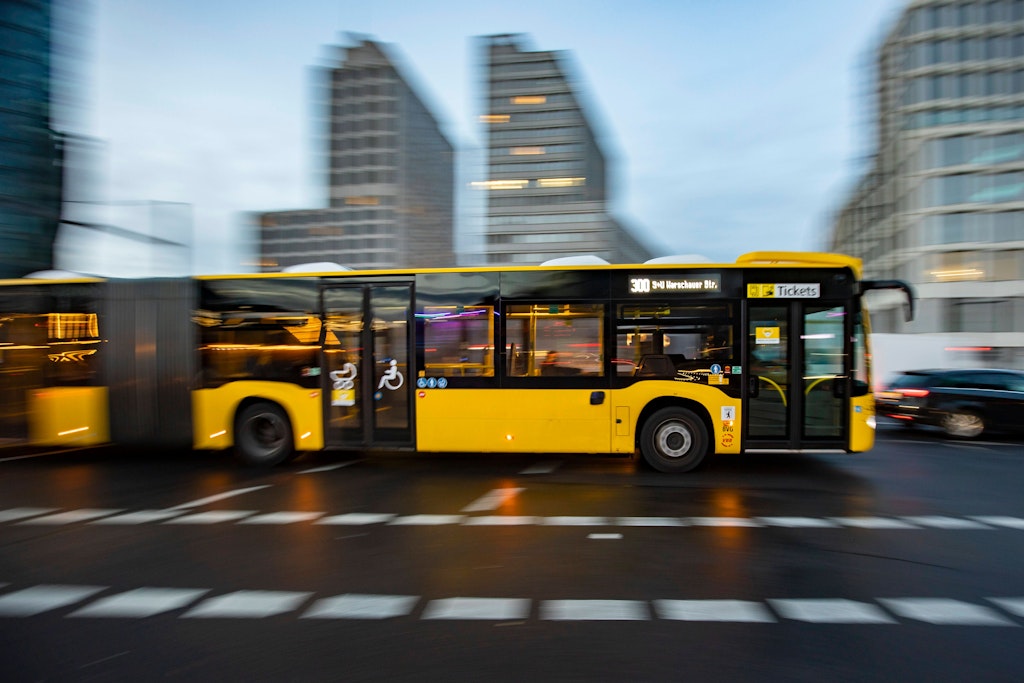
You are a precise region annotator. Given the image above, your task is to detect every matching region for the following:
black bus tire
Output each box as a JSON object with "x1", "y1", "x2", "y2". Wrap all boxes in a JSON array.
[
  {"x1": 640, "y1": 407, "x2": 709, "y2": 473},
  {"x1": 235, "y1": 402, "x2": 294, "y2": 466}
]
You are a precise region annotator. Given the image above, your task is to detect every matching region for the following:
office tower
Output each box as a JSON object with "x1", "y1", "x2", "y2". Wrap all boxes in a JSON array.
[
  {"x1": 258, "y1": 38, "x2": 455, "y2": 271},
  {"x1": 0, "y1": 0, "x2": 64, "y2": 278},
  {"x1": 477, "y1": 34, "x2": 653, "y2": 265},
  {"x1": 831, "y1": 0, "x2": 1024, "y2": 368}
]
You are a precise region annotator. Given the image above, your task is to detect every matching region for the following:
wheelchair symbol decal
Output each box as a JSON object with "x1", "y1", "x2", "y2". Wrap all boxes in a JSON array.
[{"x1": 377, "y1": 359, "x2": 404, "y2": 392}]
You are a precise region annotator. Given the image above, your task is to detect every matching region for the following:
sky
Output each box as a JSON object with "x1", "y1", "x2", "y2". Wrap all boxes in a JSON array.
[{"x1": 64, "y1": 0, "x2": 907, "y2": 274}]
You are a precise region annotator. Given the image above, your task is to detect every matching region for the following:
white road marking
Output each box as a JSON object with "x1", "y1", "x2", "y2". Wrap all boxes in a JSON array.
[
  {"x1": 18, "y1": 509, "x2": 123, "y2": 525},
  {"x1": 91, "y1": 510, "x2": 185, "y2": 525},
  {"x1": 163, "y1": 510, "x2": 256, "y2": 524},
  {"x1": 167, "y1": 486, "x2": 271, "y2": 511},
  {"x1": 69, "y1": 588, "x2": 209, "y2": 617},
  {"x1": 971, "y1": 516, "x2": 1024, "y2": 530},
  {"x1": 758, "y1": 517, "x2": 840, "y2": 528},
  {"x1": 0, "y1": 507, "x2": 58, "y2": 522},
  {"x1": 422, "y1": 597, "x2": 530, "y2": 620},
  {"x1": 239, "y1": 512, "x2": 325, "y2": 525},
  {"x1": 541, "y1": 599, "x2": 649, "y2": 621},
  {"x1": 879, "y1": 598, "x2": 1016, "y2": 626},
  {"x1": 831, "y1": 516, "x2": 920, "y2": 529},
  {"x1": 689, "y1": 517, "x2": 763, "y2": 527},
  {"x1": 543, "y1": 516, "x2": 608, "y2": 526},
  {"x1": 0, "y1": 585, "x2": 106, "y2": 616},
  {"x1": 902, "y1": 516, "x2": 992, "y2": 530},
  {"x1": 0, "y1": 447, "x2": 92, "y2": 463},
  {"x1": 302, "y1": 594, "x2": 417, "y2": 619},
  {"x1": 388, "y1": 514, "x2": 465, "y2": 525},
  {"x1": 616, "y1": 517, "x2": 687, "y2": 527},
  {"x1": 520, "y1": 461, "x2": 562, "y2": 475},
  {"x1": 462, "y1": 488, "x2": 524, "y2": 512},
  {"x1": 588, "y1": 533, "x2": 623, "y2": 540},
  {"x1": 769, "y1": 599, "x2": 896, "y2": 624},
  {"x1": 655, "y1": 599, "x2": 776, "y2": 622},
  {"x1": 298, "y1": 462, "x2": 358, "y2": 474},
  {"x1": 181, "y1": 590, "x2": 311, "y2": 618},
  {"x1": 463, "y1": 516, "x2": 537, "y2": 526},
  {"x1": 988, "y1": 597, "x2": 1024, "y2": 617},
  {"x1": 315, "y1": 513, "x2": 396, "y2": 525}
]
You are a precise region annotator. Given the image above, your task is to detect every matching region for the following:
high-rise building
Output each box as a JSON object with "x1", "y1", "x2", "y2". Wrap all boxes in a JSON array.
[
  {"x1": 0, "y1": 0, "x2": 64, "y2": 278},
  {"x1": 477, "y1": 34, "x2": 653, "y2": 265},
  {"x1": 830, "y1": 0, "x2": 1024, "y2": 370},
  {"x1": 258, "y1": 37, "x2": 455, "y2": 271}
]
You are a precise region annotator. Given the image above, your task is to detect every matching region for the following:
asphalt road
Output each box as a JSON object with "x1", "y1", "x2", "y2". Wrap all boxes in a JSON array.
[{"x1": 1, "y1": 421, "x2": 1023, "y2": 682}]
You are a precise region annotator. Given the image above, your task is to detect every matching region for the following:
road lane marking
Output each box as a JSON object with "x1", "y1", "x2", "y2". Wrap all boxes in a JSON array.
[
  {"x1": 18, "y1": 509, "x2": 123, "y2": 525},
  {"x1": 463, "y1": 516, "x2": 537, "y2": 526},
  {"x1": 655, "y1": 599, "x2": 775, "y2": 622},
  {"x1": 239, "y1": 512, "x2": 325, "y2": 525},
  {"x1": 462, "y1": 488, "x2": 524, "y2": 512},
  {"x1": 422, "y1": 597, "x2": 530, "y2": 620},
  {"x1": 91, "y1": 510, "x2": 186, "y2": 525},
  {"x1": 878, "y1": 598, "x2": 1017, "y2": 626},
  {"x1": 69, "y1": 588, "x2": 209, "y2": 618},
  {"x1": 167, "y1": 486, "x2": 271, "y2": 510},
  {"x1": 0, "y1": 585, "x2": 106, "y2": 616},
  {"x1": 0, "y1": 507, "x2": 58, "y2": 522},
  {"x1": 181, "y1": 590, "x2": 311, "y2": 618},
  {"x1": 298, "y1": 462, "x2": 359, "y2": 474},
  {"x1": 303, "y1": 594, "x2": 417, "y2": 619},
  {"x1": 831, "y1": 516, "x2": 920, "y2": 529},
  {"x1": 315, "y1": 513, "x2": 397, "y2": 525},
  {"x1": 0, "y1": 447, "x2": 93, "y2": 463},
  {"x1": 519, "y1": 461, "x2": 562, "y2": 475},
  {"x1": 768, "y1": 599, "x2": 896, "y2": 624},
  {"x1": 388, "y1": 514, "x2": 464, "y2": 525},
  {"x1": 902, "y1": 516, "x2": 992, "y2": 529},
  {"x1": 971, "y1": 516, "x2": 1024, "y2": 530},
  {"x1": 163, "y1": 510, "x2": 256, "y2": 524},
  {"x1": 543, "y1": 516, "x2": 608, "y2": 526},
  {"x1": 541, "y1": 599, "x2": 648, "y2": 621}
]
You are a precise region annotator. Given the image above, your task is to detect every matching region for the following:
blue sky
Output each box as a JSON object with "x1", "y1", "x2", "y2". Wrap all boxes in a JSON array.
[{"x1": 71, "y1": 0, "x2": 906, "y2": 273}]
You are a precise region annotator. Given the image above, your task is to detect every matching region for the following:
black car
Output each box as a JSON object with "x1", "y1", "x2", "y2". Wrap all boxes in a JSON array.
[{"x1": 875, "y1": 368, "x2": 1024, "y2": 438}]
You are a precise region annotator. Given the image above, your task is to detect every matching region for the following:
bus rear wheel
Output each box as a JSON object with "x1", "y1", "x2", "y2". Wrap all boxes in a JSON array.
[
  {"x1": 640, "y1": 407, "x2": 708, "y2": 473},
  {"x1": 235, "y1": 402, "x2": 294, "y2": 466}
]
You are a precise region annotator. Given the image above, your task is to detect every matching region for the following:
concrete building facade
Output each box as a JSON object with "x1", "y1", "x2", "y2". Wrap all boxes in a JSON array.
[
  {"x1": 830, "y1": 0, "x2": 1024, "y2": 370},
  {"x1": 258, "y1": 38, "x2": 455, "y2": 271},
  {"x1": 477, "y1": 34, "x2": 652, "y2": 265}
]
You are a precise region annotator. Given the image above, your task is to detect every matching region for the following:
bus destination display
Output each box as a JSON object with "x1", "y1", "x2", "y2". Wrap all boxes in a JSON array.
[{"x1": 629, "y1": 275, "x2": 721, "y2": 295}]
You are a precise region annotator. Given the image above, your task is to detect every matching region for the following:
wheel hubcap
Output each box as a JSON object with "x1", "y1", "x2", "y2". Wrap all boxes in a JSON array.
[{"x1": 656, "y1": 422, "x2": 692, "y2": 459}]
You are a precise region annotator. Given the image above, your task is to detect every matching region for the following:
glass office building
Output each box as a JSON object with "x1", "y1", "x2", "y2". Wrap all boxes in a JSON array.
[
  {"x1": 831, "y1": 0, "x2": 1024, "y2": 368},
  {"x1": 0, "y1": 0, "x2": 63, "y2": 278},
  {"x1": 258, "y1": 38, "x2": 454, "y2": 271},
  {"x1": 478, "y1": 34, "x2": 652, "y2": 265}
]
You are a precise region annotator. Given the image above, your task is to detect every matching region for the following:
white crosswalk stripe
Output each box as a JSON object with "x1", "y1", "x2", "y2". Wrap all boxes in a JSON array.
[
  {"x1": 92, "y1": 510, "x2": 186, "y2": 525},
  {"x1": 0, "y1": 507, "x2": 58, "y2": 522},
  {"x1": 902, "y1": 516, "x2": 993, "y2": 530},
  {"x1": 541, "y1": 599, "x2": 649, "y2": 620},
  {"x1": 69, "y1": 588, "x2": 209, "y2": 617},
  {"x1": 18, "y1": 509, "x2": 123, "y2": 525},
  {"x1": 422, "y1": 597, "x2": 530, "y2": 620},
  {"x1": 542, "y1": 516, "x2": 608, "y2": 526},
  {"x1": 0, "y1": 585, "x2": 106, "y2": 616},
  {"x1": 655, "y1": 599, "x2": 775, "y2": 622},
  {"x1": 181, "y1": 590, "x2": 311, "y2": 618},
  {"x1": 302, "y1": 594, "x2": 417, "y2": 619},
  {"x1": 238, "y1": 512, "x2": 325, "y2": 525},
  {"x1": 315, "y1": 513, "x2": 396, "y2": 525},
  {"x1": 758, "y1": 517, "x2": 840, "y2": 528},
  {"x1": 878, "y1": 598, "x2": 1017, "y2": 626},
  {"x1": 768, "y1": 599, "x2": 896, "y2": 624},
  {"x1": 463, "y1": 515, "x2": 537, "y2": 526},
  {"x1": 831, "y1": 516, "x2": 919, "y2": 529},
  {"x1": 689, "y1": 517, "x2": 763, "y2": 527},
  {"x1": 971, "y1": 516, "x2": 1024, "y2": 530},
  {"x1": 388, "y1": 514, "x2": 464, "y2": 525},
  {"x1": 163, "y1": 510, "x2": 256, "y2": 524}
]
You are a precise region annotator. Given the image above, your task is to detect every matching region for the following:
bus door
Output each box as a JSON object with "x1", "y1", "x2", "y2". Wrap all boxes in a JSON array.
[
  {"x1": 321, "y1": 283, "x2": 413, "y2": 448},
  {"x1": 744, "y1": 301, "x2": 849, "y2": 450}
]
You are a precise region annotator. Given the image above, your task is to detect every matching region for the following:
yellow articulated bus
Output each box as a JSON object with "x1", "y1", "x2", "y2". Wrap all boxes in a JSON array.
[{"x1": 0, "y1": 252, "x2": 912, "y2": 472}]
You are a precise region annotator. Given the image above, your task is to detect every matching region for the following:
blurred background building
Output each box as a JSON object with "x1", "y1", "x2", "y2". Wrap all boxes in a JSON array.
[
  {"x1": 831, "y1": 0, "x2": 1024, "y2": 373},
  {"x1": 0, "y1": 0, "x2": 66, "y2": 278},
  {"x1": 256, "y1": 37, "x2": 455, "y2": 271},
  {"x1": 475, "y1": 34, "x2": 653, "y2": 265}
]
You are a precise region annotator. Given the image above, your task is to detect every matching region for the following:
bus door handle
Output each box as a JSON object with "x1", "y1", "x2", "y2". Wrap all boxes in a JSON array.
[
  {"x1": 832, "y1": 376, "x2": 847, "y2": 399},
  {"x1": 748, "y1": 376, "x2": 760, "y2": 398},
  {"x1": 590, "y1": 391, "x2": 605, "y2": 405}
]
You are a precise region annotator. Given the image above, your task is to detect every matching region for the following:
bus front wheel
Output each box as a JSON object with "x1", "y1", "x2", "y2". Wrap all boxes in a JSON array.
[
  {"x1": 235, "y1": 402, "x2": 294, "y2": 467},
  {"x1": 640, "y1": 407, "x2": 708, "y2": 473}
]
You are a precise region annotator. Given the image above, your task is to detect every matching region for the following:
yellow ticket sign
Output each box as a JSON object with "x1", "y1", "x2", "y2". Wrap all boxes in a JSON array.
[
  {"x1": 748, "y1": 284, "x2": 775, "y2": 298},
  {"x1": 755, "y1": 326, "x2": 780, "y2": 344},
  {"x1": 748, "y1": 283, "x2": 820, "y2": 298}
]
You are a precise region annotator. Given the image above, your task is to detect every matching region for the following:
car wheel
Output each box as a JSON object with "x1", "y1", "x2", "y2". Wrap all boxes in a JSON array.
[
  {"x1": 640, "y1": 407, "x2": 708, "y2": 473},
  {"x1": 235, "y1": 402, "x2": 294, "y2": 466},
  {"x1": 940, "y1": 410, "x2": 984, "y2": 439}
]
